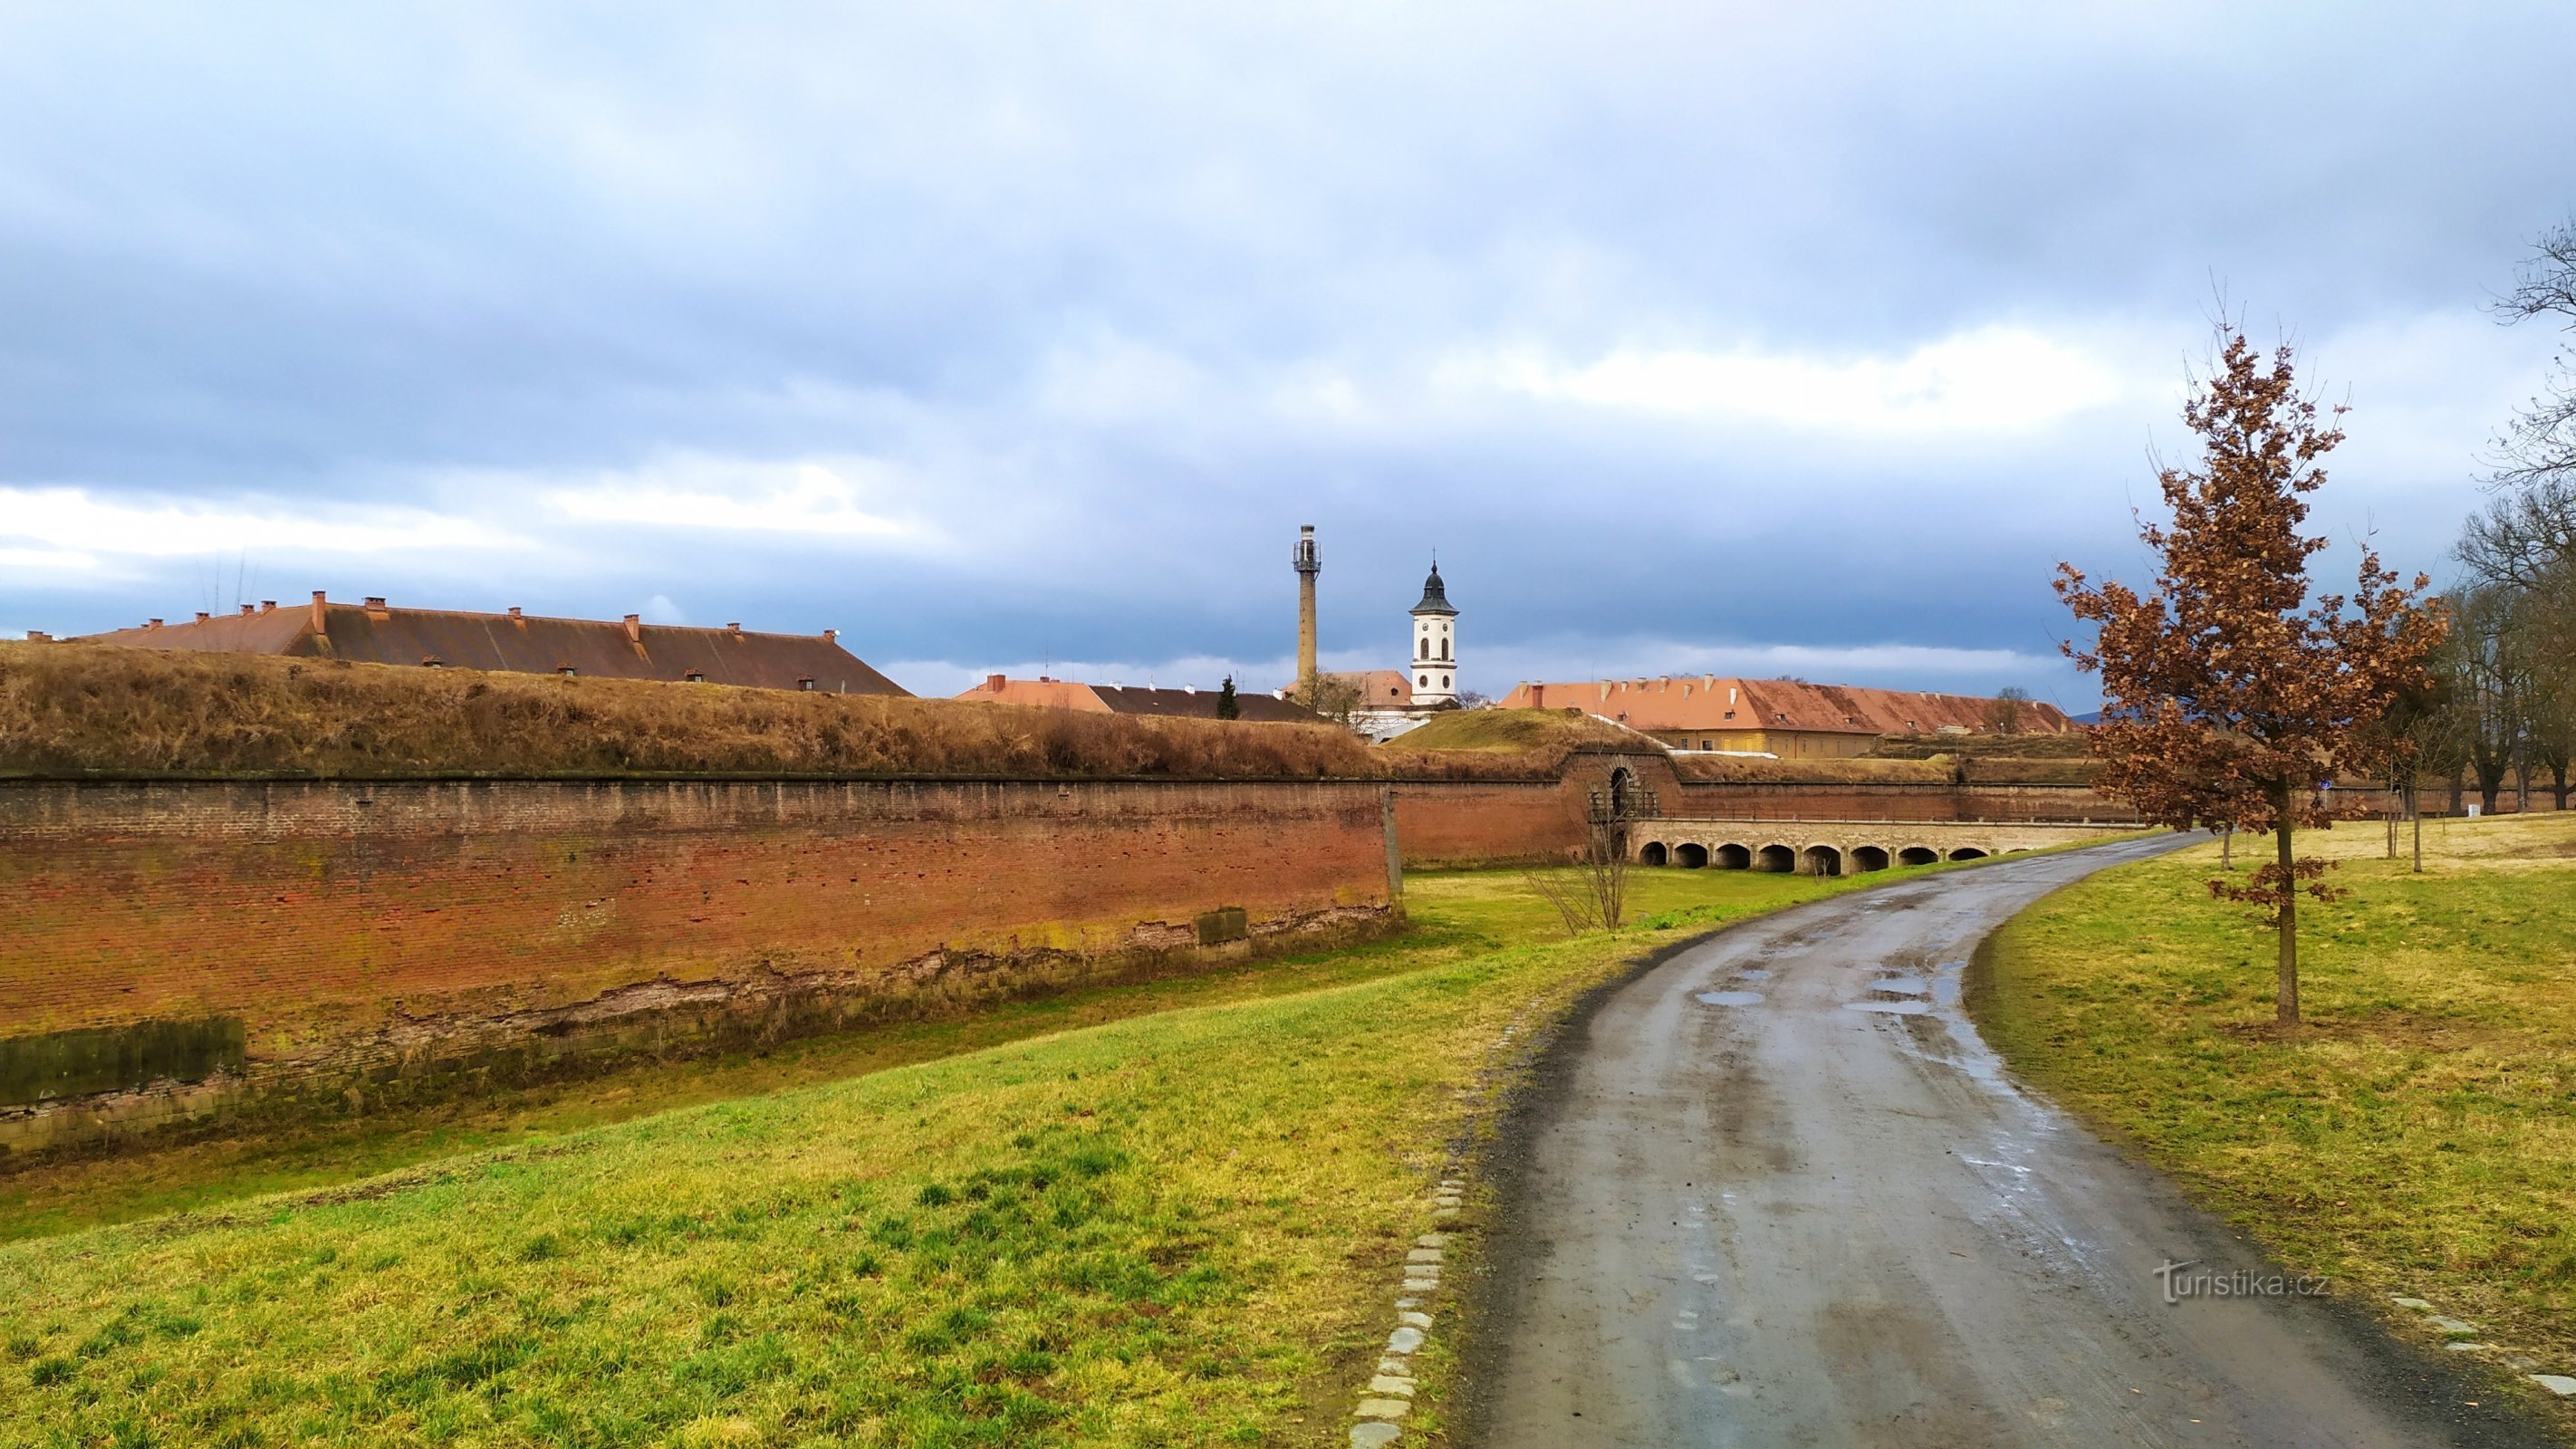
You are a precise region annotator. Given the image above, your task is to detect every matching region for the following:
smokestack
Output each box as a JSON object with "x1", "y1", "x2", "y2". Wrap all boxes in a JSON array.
[{"x1": 1292, "y1": 523, "x2": 1321, "y2": 695}]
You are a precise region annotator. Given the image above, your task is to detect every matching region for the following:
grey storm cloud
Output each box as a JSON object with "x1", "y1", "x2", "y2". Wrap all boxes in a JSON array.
[{"x1": 3, "y1": 1, "x2": 2572, "y2": 705}]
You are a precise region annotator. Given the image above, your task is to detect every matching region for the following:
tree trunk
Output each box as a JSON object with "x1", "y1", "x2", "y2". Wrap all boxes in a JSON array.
[
  {"x1": 2220, "y1": 825, "x2": 2232, "y2": 868},
  {"x1": 2410, "y1": 784, "x2": 2423, "y2": 873},
  {"x1": 2273, "y1": 782, "x2": 2300, "y2": 1026},
  {"x1": 2384, "y1": 782, "x2": 2397, "y2": 859}
]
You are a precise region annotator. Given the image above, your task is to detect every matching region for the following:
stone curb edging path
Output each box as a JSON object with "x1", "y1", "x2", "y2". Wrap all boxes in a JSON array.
[
  {"x1": 1348, "y1": 1172, "x2": 1466, "y2": 1447},
  {"x1": 2387, "y1": 1294, "x2": 2576, "y2": 1402}
]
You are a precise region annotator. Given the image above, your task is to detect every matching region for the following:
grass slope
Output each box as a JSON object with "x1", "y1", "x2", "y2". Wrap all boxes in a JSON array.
[
  {"x1": 1378, "y1": 708, "x2": 1636, "y2": 754},
  {"x1": 2, "y1": 864, "x2": 1883, "y2": 1448},
  {"x1": 1975, "y1": 813, "x2": 2576, "y2": 1399}
]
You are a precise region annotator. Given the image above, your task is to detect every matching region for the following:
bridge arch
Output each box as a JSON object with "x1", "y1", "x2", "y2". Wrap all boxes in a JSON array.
[
  {"x1": 1802, "y1": 844, "x2": 1843, "y2": 877},
  {"x1": 1755, "y1": 844, "x2": 1795, "y2": 873},
  {"x1": 1715, "y1": 842, "x2": 1751, "y2": 870},
  {"x1": 1898, "y1": 846, "x2": 1939, "y2": 867},
  {"x1": 1851, "y1": 845, "x2": 1889, "y2": 872},
  {"x1": 1640, "y1": 840, "x2": 1668, "y2": 867},
  {"x1": 1946, "y1": 847, "x2": 1988, "y2": 861},
  {"x1": 1675, "y1": 842, "x2": 1709, "y2": 869}
]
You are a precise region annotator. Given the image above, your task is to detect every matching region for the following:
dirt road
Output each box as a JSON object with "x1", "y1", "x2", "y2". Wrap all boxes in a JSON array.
[{"x1": 1465, "y1": 839, "x2": 2552, "y2": 1448}]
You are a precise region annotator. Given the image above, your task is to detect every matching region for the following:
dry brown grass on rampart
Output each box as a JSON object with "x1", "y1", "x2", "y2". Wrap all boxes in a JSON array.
[
  {"x1": 1670, "y1": 754, "x2": 1956, "y2": 785},
  {"x1": 1864, "y1": 730, "x2": 2093, "y2": 761},
  {"x1": 0, "y1": 643, "x2": 1391, "y2": 782},
  {"x1": 1958, "y1": 757, "x2": 2101, "y2": 786}
]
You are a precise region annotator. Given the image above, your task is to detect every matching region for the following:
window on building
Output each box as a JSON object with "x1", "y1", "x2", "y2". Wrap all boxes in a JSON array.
[
  {"x1": 1441, "y1": 675, "x2": 1450, "y2": 689},
  {"x1": 1700, "y1": 738, "x2": 1712, "y2": 750},
  {"x1": 1418, "y1": 674, "x2": 1429, "y2": 687},
  {"x1": 1439, "y1": 638, "x2": 1449, "y2": 660}
]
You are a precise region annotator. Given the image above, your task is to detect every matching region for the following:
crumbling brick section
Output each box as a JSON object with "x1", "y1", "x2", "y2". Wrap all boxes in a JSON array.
[{"x1": 0, "y1": 777, "x2": 1395, "y2": 1151}]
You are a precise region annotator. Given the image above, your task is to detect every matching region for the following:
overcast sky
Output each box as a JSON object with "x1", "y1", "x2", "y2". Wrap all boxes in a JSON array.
[{"x1": 5, "y1": 3, "x2": 2571, "y2": 707}]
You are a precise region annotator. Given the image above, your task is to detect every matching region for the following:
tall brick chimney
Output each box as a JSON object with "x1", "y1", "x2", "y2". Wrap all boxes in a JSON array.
[
  {"x1": 622, "y1": 613, "x2": 642, "y2": 645},
  {"x1": 1292, "y1": 523, "x2": 1321, "y2": 696},
  {"x1": 310, "y1": 590, "x2": 328, "y2": 635}
]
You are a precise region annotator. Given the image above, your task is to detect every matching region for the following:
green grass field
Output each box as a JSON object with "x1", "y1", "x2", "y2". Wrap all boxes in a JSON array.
[
  {"x1": 1975, "y1": 812, "x2": 2576, "y2": 1389},
  {"x1": 1, "y1": 862, "x2": 1892, "y2": 1448}
]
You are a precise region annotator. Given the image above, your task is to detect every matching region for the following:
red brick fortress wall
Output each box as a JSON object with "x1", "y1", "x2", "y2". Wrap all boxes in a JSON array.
[{"x1": 0, "y1": 777, "x2": 1396, "y2": 1151}]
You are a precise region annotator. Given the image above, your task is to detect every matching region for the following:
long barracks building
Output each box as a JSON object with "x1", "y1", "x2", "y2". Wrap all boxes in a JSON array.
[
  {"x1": 1500, "y1": 677, "x2": 2074, "y2": 759},
  {"x1": 72, "y1": 592, "x2": 908, "y2": 695}
]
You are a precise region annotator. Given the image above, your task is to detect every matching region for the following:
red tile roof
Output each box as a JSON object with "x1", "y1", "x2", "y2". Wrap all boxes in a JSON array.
[
  {"x1": 75, "y1": 594, "x2": 908, "y2": 695},
  {"x1": 1498, "y1": 677, "x2": 2072, "y2": 736},
  {"x1": 1334, "y1": 670, "x2": 1418, "y2": 708},
  {"x1": 956, "y1": 676, "x2": 1322, "y2": 723}
]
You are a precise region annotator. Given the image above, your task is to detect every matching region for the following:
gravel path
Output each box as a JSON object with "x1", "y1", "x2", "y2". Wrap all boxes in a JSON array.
[{"x1": 1464, "y1": 838, "x2": 2556, "y2": 1448}]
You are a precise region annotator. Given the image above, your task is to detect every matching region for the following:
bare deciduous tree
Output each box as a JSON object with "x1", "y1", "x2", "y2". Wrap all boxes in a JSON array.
[
  {"x1": 1523, "y1": 816, "x2": 1631, "y2": 936},
  {"x1": 1982, "y1": 686, "x2": 2033, "y2": 734}
]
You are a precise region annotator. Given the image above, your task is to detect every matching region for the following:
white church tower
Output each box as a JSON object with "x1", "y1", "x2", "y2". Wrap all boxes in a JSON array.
[{"x1": 1409, "y1": 561, "x2": 1458, "y2": 705}]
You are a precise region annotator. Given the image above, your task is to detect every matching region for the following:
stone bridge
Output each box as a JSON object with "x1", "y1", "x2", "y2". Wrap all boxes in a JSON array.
[{"x1": 1629, "y1": 818, "x2": 2137, "y2": 877}]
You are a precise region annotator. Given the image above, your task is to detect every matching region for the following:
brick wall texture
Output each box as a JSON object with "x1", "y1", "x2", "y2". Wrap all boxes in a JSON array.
[
  {"x1": 0, "y1": 777, "x2": 1397, "y2": 1147},
  {"x1": 0, "y1": 753, "x2": 2145, "y2": 1149}
]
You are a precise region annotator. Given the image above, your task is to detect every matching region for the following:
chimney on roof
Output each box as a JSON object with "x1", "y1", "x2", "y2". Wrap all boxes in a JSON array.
[
  {"x1": 985, "y1": 674, "x2": 1004, "y2": 690},
  {"x1": 195, "y1": 611, "x2": 210, "y2": 623},
  {"x1": 822, "y1": 629, "x2": 838, "y2": 645},
  {"x1": 727, "y1": 621, "x2": 742, "y2": 635},
  {"x1": 364, "y1": 597, "x2": 386, "y2": 609},
  {"x1": 239, "y1": 604, "x2": 255, "y2": 616},
  {"x1": 508, "y1": 606, "x2": 523, "y2": 620},
  {"x1": 24, "y1": 630, "x2": 50, "y2": 641},
  {"x1": 622, "y1": 613, "x2": 642, "y2": 644},
  {"x1": 147, "y1": 618, "x2": 163, "y2": 629},
  {"x1": 311, "y1": 591, "x2": 327, "y2": 633},
  {"x1": 260, "y1": 600, "x2": 275, "y2": 613}
]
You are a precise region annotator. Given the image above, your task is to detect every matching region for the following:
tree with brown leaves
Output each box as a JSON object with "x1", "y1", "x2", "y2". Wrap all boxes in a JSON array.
[{"x1": 2057, "y1": 328, "x2": 2446, "y2": 1025}]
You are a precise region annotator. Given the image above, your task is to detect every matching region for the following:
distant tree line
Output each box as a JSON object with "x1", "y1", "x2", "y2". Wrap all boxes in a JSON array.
[{"x1": 2408, "y1": 218, "x2": 2576, "y2": 814}]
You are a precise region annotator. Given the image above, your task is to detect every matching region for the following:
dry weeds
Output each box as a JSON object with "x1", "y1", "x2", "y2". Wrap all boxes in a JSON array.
[{"x1": 0, "y1": 643, "x2": 1386, "y2": 781}]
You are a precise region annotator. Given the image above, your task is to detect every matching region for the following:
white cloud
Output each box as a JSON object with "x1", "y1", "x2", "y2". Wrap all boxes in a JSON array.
[
  {"x1": 642, "y1": 592, "x2": 687, "y2": 624},
  {"x1": 0, "y1": 544, "x2": 100, "y2": 573},
  {"x1": 0, "y1": 486, "x2": 520, "y2": 561},
  {"x1": 1445, "y1": 326, "x2": 2133, "y2": 434},
  {"x1": 542, "y1": 456, "x2": 933, "y2": 542}
]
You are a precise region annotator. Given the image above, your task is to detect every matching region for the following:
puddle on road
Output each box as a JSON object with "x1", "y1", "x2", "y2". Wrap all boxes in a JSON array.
[
  {"x1": 1866, "y1": 975, "x2": 1928, "y2": 995},
  {"x1": 1695, "y1": 991, "x2": 1764, "y2": 1007},
  {"x1": 1844, "y1": 999, "x2": 1932, "y2": 1014},
  {"x1": 1735, "y1": 968, "x2": 1772, "y2": 981}
]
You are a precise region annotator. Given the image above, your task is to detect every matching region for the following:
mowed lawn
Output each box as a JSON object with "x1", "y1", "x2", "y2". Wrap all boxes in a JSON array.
[
  {"x1": 1976, "y1": 812, "x2": 2576, "y2": 1383},
  {"x1": 1, "y1": 864, "x2": 1878, "y2": 1448}
]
